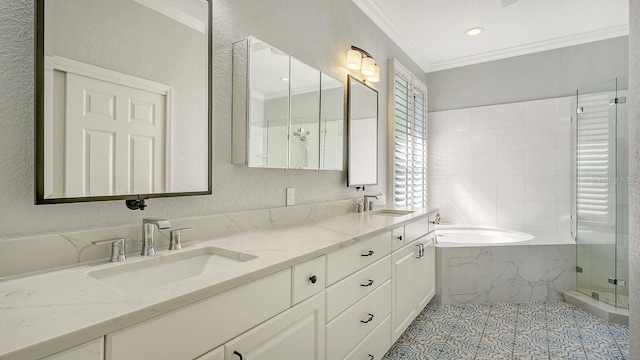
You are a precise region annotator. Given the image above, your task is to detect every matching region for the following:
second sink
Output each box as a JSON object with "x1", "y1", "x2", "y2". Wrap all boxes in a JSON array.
[
  {"x1": 369, "y1": 209, "x2": 415, "y2": 217},
  {"x1": 88, "y1": 247, "x2": 257, "y2": 294}
]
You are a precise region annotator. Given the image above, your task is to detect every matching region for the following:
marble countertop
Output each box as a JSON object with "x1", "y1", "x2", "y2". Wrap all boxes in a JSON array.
[{"x1": 0, "y1": 207, "x2": 437, "y2": 359}]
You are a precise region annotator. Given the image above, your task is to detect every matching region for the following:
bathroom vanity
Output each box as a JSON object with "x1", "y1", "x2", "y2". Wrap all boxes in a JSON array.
[{"x1": 0, "y1": 208, "x2": 437, "y2": 360}]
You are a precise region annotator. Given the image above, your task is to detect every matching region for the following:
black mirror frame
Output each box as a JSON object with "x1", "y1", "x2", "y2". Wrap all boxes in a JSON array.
[{"x1": 34, "y1": 0, "x2": 213, "y2": 206}]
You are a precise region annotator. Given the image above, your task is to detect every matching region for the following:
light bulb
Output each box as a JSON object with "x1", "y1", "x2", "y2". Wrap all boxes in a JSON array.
[
  {"x1": 361, "y1": 57, "x2": 375, "y2": 76},
  {"x1": 368, "y1": 65, "x2": 380, "y2": 83},
  {"x1": 346, "y1": 49, "x2": 362, "y2": 70}
]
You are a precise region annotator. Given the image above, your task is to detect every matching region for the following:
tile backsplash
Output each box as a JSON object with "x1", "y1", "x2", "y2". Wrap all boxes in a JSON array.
[
  {"x1": 428, "y1": 96, "x2": 573, "y2": 235},
  {"x1": 0, "y1": 199, "x2": 357, "y2": 278}
]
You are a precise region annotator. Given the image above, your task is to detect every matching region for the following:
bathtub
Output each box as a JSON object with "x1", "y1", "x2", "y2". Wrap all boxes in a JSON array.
[
  {"x1": 433, "y1": 224, "x2": 576, "y2": 305},
  {"x1": 435, "y1": 226, "x2": 534, "y2": 246}
]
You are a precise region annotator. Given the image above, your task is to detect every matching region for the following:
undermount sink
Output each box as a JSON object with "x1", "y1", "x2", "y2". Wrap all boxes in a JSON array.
[
  {"x1": 88, "y1": 247, "x2": 257, "y2": 294},
  {"x1": 369, "y1": 209, "x2": 415, "y2": 217}
]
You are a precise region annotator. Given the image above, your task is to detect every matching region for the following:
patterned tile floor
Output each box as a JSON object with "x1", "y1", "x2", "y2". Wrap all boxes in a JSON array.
[{"x1": 384, "y1": 301, "x2": 629, "y2": 360}]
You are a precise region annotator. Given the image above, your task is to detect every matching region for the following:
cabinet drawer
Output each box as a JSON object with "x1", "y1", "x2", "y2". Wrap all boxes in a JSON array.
[
  {"x1": 292, "y1": 256, "x2": 326, "y2": 305},
  {"x1": 326, "y1": 280, "x2": 391, "y2": 360},
  {"x1": 106, "y1": 269, "x2": 292, "y2": 360},
  {"x1": 405, "y1": 217, "x2": 430, "y2": 243},
  {"x1": 343, "y1": 314, "x2": 391, "y2": 360},
  {"x1": 42, "y1": 338, "x2": 104, "y2": 360},
  {"x1": 391, "y1": 227, "x2": 405, "y2": 251},
  {"x1": 326, "y1": 255, "x2": 391, "y2": 321},
  {"x1": 327, "y1": 232, "x2": 391, "y2": 285}
]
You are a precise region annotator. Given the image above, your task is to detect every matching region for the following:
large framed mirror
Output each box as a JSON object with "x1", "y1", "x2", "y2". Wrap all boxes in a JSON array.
[
  {"x1": 347, "y1": 76, "x2": 378, "y2": 187},
  {"x1": 35, "y1": 0, "x2": 212, "y2": 205}
]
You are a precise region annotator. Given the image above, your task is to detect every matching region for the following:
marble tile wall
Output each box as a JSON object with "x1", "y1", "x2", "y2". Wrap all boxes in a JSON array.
[
  {"x1": 434, "y1": 244, "x2": 576, "y2": 305},
  {"x1": 428, "y1": 97, "x2": 573, "y2": 236},
  {"x1": 0, "y1": 198, "x2": 357, "y2": 278}
]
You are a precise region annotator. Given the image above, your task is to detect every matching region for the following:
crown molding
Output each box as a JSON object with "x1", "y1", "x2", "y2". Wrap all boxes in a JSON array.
[
  {"x1": 426, "y1": 24, "x2": 629, "y2": 73},
  {"x1": 352, "y1": 0, "x2": 629, "y2": 74},
  {"x1": 351, "y1": 0, "x2": 430, "y2": 73}
]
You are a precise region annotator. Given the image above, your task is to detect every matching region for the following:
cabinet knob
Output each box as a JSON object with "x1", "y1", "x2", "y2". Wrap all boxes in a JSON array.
[
  {"x1": 397, "y1": 235, "x2": 403, "y2": 241},
  {"x1": 360, "y1": 313, "x2": 375, "y2": 324},
  {"x1": 309, "y1": 275, "x2": 318, "y2": 284},
  {"x1": 360, "y1": 279, "x2": 374, "y2": 287},
  {"x1": 368, "y1": 355, "x2": 375, "y2": 360},
  {"x1": 234, "y1": 351, "x2": 243, "y2": 360},
  {"x1": 360, "y1": 250, "x2": 375, "y2": 257}
]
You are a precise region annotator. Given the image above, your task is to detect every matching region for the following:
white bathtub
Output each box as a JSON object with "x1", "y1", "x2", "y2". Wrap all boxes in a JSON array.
[{"x1": 435, "y1": 225, "x2": 534, "y2": 246}]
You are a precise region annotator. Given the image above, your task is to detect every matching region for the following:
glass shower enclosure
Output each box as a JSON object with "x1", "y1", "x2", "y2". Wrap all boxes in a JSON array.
[{"x1": 572, "y1": 78, "x2": 629, "y2": 309}]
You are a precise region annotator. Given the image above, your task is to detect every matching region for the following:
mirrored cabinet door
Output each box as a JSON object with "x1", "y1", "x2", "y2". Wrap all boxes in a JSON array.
[
  {"x1": 248, "y1": 38, "x2": 290, "y2": 168},
  {"x1": 320, "y1": 74, "x2": 344, "y2": 171},
  {"x1": 289, "y1": 58, "x2": 320, "y2": 170}
]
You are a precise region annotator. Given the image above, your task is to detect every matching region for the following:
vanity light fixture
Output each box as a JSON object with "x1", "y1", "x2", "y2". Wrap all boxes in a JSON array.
[
  {"x1": 465, "y1": 27, "x2": 484, "y2": 36},
  {"x1": 346, "y1": 45, "x2": 380, "y2": 83}
]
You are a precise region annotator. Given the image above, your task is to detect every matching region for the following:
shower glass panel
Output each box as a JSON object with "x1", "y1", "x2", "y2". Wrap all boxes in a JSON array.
[{"x1": 574, "y1": 78, "x2": 628, "y2": 309}]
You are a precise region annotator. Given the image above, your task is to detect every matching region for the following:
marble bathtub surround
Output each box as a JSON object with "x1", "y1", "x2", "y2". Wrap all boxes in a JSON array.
[
  {"x1": 0, "y1": 198, "x2": 358, "y2": 278},
  {"x1": 428, "y1": 96, "x2": 573, "y2": 236},
  {"x1": 0, "y1": 206, "x2": 437, "y2": 359},
  {"x1": 435, "y1": 244, "x2": 576, "y2": 305}
]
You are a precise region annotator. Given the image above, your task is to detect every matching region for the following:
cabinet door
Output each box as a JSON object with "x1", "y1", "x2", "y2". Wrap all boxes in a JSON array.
[
  {"x1": 225, "y1": 293, "x2": 325, "y2": 360},
  {"x1": 195, "y1": 346, "x2": 224, "y2": 360},
  {"x1": 416, "y1": 236, "x2": 436, "y2": 311},
  {"x1": 391, "y1": 241, "x2": 418, "y2": 342}
]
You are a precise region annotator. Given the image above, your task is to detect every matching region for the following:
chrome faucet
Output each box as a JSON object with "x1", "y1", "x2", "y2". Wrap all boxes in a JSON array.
[
  {"x1": 141, "y1": 218, "x2": 171, "y2": 256},
  {"x1": 363, "y1": 195, "x2": 379, "y2": 211}
]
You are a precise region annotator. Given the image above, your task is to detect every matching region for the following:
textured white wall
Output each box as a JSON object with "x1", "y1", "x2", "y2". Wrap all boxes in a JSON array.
[
  {"x1": 628, "y1": 0, "x2": 639, "y2": 357},
  {"x1": 425, "y1": 37, "x2": 629, "y2": 112},
  {"x1": 0, "y1": 0, "x2": 425, "y2": 239}
]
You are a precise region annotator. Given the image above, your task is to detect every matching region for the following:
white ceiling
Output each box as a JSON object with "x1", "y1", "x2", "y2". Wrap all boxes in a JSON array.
[{"x1": 353, "y1": 0, "x2": 629, "y2": 73}]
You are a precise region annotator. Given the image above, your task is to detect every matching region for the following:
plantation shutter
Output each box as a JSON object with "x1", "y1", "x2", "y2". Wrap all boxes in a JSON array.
[
  {"x1": 576, "y1": 92, "x2": 615, "y2": 225},
  {"x1": 392, "y1": 60, "x2": 427, "y2": 207}
]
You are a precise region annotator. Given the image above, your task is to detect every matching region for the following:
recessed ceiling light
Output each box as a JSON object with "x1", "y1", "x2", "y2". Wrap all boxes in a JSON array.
[
  {"x1": 280, "y1": 77, "x2": 289, "y2": 81},
  {"x1": 465, "y1": 27, "x2": 484, "y2": 36}
]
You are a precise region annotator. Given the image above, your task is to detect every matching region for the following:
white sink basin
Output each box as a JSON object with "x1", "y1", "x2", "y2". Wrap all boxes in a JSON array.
[
  {"x1": 369, "y1": 209, "x2": 415, "y2": 217},
  {"x1": 88, "y1": 247, "x2": 256, "y2": 294}
]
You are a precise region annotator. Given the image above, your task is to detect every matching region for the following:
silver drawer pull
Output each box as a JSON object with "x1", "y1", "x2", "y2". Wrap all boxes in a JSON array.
[
  {"x1": 368, "y1": 355, "x2": 374, "y2": 360},
  {"x1": 360, "y1": 313, "x2": 375, "y2": 324},
  {"x1": 361, "y1": 250, "x2": 375, "y2": 257},
  {"x1": 360, "y1": 279, "x2": 374, "y2": 287}
]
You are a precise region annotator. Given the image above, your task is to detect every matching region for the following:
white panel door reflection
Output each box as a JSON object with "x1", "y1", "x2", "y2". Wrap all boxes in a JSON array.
[{"x1": 64, "y1": 73, "x2": 167, "y2": 197}]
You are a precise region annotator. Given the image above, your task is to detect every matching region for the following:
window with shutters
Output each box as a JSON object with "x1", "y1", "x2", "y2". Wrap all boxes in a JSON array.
[
  {"x1": 390, "y1": 60, "x2": 428, "y2": 208},
  {"x1": 576, "y1": 91, "x2": 616, "y2": 226}
]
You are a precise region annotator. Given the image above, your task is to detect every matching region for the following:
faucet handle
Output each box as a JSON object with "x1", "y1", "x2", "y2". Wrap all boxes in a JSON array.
[
  {"x1": 169, "y1": 227, "x2": 193, "y2": 251},
  {"x1": 92, "y1": 238, "x2": 126, "y2": 262}
]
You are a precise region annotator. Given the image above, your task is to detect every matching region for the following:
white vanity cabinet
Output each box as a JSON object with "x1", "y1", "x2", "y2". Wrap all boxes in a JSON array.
[
  {"x1": 416, "y1": 236, "x2": 436, "y2": 311},
  {"x1": 106, "y1": 270, "x2": 292, "y2": 360},
  {"x1": 22, "y1": 212, "x2": 439, "y2": 360},
  {"x1": 225, "y1": 292, "x2": 325, "y2": 360},
  {"x1": 41, "y1": 338, "x2": 104, "y2": 360},
  {"x1": 391, "y1": 230, "x2": 436, "y2": 342}
]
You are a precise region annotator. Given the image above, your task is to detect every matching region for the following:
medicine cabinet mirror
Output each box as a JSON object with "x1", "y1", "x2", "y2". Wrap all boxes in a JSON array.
[
  {"x1": 347, "y1": 76, "x2": 378, "y2": 187},
  {"x1": 35, "y1": 0, "x2": 212, "y2": 205},
  {"x1": 232, "y1": 36, "x2": 344, "y2": 171}
]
